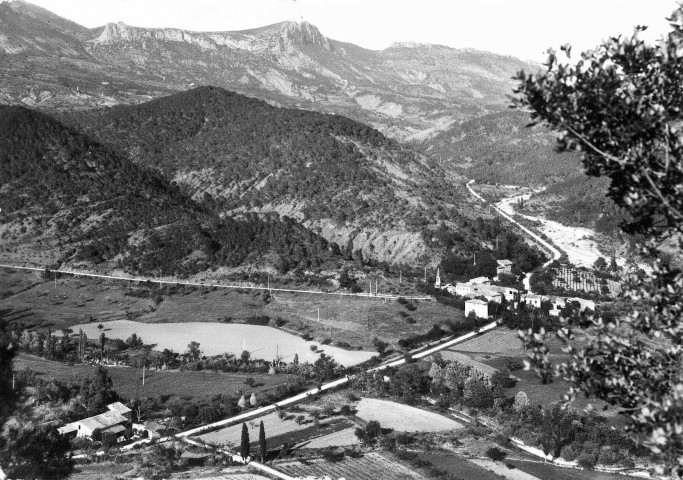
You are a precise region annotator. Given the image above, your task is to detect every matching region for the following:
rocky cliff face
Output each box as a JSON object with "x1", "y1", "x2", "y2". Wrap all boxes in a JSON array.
[{"x1": 0, "y1": 3, "x2": 535, "y2": 140}]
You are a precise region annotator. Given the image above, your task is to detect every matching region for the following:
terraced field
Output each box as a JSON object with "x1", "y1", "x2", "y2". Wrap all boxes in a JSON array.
[{"x1": 276, "y1": 452, "x2": 425, "y2": 479}]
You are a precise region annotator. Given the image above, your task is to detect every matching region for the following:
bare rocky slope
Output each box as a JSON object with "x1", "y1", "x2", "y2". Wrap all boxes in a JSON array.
[{"x1": 0, "y1": 0, "x2": 535, "y2": 141}]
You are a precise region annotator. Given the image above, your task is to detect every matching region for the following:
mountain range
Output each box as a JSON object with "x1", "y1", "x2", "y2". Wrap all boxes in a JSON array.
[
  {"x1": 0, "y1": 0, "x2": 534, "y2": 141},
  {"x1": 0, "y1": 1, "x2": 574, "y2": 277}
]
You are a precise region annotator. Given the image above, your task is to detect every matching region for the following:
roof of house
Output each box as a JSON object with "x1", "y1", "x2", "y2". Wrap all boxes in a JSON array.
[
  {"x1": 497, "y1": 259, "x2": 513, "y2": 266},
  {"x1": 57, "y1": 423, "x2": 79, "y2": 435},
  {"x1": 469, "y1": 276, "x2": 491, "y2": 284},
  {"x1": 525, "y1": 294, "x2": 543, "y2": 300},
  {"x1": 107, "y1": 402, "x2": 131, "y2": 415},
  {"x1": 58, "y1": 403, "x2": 130, "y2": 435},
  {"x1": 466, "y1": 299, "x2": 488, "y2": 305},
  {"x1": 102, "y1": 424, "x2": 127, "y2": 435},
  {"x1": 78, "y1": 411, "x2": 128, "y2": 432}
]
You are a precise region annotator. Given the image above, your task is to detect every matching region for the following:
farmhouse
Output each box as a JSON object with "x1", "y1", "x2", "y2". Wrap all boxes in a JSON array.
[
  {"x1": 465, "y1": 298, "x2": 489, "y2": 318},
  {"x1": 57, "y1": 402, "x2": 132, "y2": 440}
]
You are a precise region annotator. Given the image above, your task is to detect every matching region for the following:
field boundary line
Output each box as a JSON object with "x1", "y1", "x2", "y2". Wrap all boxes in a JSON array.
[{"x1": 0, "y1": 264, "x2": 433, "y2": 301}]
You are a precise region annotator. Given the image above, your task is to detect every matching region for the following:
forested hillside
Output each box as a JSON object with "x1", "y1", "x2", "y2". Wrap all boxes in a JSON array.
[
  {"x1": 59, "y1": 87, "x2": 493, "y2": 266},
  {"x1": 423, "y1": 110, "x2": 585, "y2": 186},
  {"x1": 423, "y1": 110, "x2": 627, "y2": 233},
  {"x1": 0, "y1": 105, "x2": 344, "y2": 276},
  {"x1": 61, "y1": 86, "x2": 416, "y2": 223}
]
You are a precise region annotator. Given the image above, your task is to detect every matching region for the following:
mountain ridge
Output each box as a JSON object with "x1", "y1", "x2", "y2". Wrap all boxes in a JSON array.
[{"x1": 0, "y1": 1, "x2": 536, "y2": 140}]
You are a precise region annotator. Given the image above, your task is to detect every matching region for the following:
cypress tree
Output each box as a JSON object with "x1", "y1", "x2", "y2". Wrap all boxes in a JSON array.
[
  {"x1": 259, "y1": 420, "x2": 266, "y2": 462},
  {"x1": 240, "y1": 422, "x2": 250, "y2": 461}
]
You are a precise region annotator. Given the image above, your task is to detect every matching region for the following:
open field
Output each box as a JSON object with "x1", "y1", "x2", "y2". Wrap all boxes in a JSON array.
[
  {"x1": 14, "y1": 353, "x2": 296, "y2": 401},
  {"x1": 416, "y1": 453, "x2": 506, "y2": 480},
  {"x1": 450, "y1": 328, "x2": 525, "y2": 355},
  {"x1": 508, "y1": 460, "x2": 640, "y2": 480},
  {"x1": 355, "y1": 398, "x2": 463, "y2": 432},
  {"x1": 276, "y1": 452, "x2": 425, "y2": 480},
  {"x1": 468, "y1": 458, "x2": 541, "y2": 480},
  {"x1": 70, "y1": 319, "x2": 375, "y2": 367},
  {"x1": 298, "y1": 427, "x2": 360, "y2": 448},
  {"x1": 198, "y1": 410, "x2": 354, "y2": 451},
  {"x1": 0, "y1": 268, "x2": 462, "y2": 349}
]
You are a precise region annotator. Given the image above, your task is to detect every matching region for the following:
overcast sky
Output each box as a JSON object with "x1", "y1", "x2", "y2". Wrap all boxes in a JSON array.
[{"x1": 23, "y1": 0, "x2": 679, "y2": 61}]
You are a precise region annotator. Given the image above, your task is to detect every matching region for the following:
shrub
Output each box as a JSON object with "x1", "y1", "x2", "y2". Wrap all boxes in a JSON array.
[
  {"x1": 245, "y1": 315, "x2": 270, "y2": 326},
  {"x1": 560, "y1": 445, "x2": 577, "y2": 461},
  {"x1": 321, "y1": 447, "x2": 345, "y2": 462},
  {"x1": 322, "y1": 338, "x2": 332, "y2": 345},
  {"x1": 339, "y1": 404, "x2": 353, "y2": 416},
  {"x1": 486, "y1": 447, "x2": 507, "y2": 462},
  {"x1": 577, "y1": 452, "x2": 597, "y2": 470}
]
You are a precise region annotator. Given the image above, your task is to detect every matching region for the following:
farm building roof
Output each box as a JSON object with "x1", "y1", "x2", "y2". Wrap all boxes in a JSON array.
[
  {"x1": 78, "y1": 411, "x2": 128, "y2": 432},
  {"x1": 107, "y1": 402, "x2": 132, "y2": 415}
]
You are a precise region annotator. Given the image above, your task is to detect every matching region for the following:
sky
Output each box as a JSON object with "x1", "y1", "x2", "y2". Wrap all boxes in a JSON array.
[{"x1": 22, "y1": 0, "x2": 680, "y2": 61}]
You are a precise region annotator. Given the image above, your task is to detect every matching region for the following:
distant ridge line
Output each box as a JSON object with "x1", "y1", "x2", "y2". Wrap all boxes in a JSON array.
[{"x1": 0, "y1": 264, "x2": 433, "y2": 301}]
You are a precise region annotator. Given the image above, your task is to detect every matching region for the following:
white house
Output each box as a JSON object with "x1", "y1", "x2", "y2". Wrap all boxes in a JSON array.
[
  {"x1": 524, "y1": 294, "x2": 544, "y2": 309},
  {"x1": 58, "y1": 402, "x2": 132, "y2": 440},
  {"x1": 496, "y1": 259, "x2": 513, "y2": 275},
  {"x1": 465, "y1": 298, "x2": 489, "y2": 318},
  {"x1": 470, "y1": 277, "x2": 492, "y2": 285}
]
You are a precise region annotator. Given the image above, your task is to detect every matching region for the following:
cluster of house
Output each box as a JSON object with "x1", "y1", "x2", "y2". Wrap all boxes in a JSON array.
[
  {"x1": 435, "y1": 260, "x2": 595, "y2": 319},
  {"x1": 57, "y1": 402, "x2": 132, "y2": 441}
]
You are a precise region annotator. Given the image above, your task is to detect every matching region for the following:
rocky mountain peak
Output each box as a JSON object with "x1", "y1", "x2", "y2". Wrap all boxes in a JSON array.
[{"x1": 280, "y1": 20, "x2": 329, "y2": 49}]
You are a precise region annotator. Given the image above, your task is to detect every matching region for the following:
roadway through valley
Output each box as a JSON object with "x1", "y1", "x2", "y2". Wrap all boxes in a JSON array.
[
  {"x1": 0, "y1": 264, "x2": 432, "y2": 301},
  {"x1": 465, "y1": 180, "x2": 562, "y2": 292}
]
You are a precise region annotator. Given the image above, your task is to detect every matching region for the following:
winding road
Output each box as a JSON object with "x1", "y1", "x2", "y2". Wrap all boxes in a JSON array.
[{"x1": 466, "y1": 180, "x2": 562, "y2": 292}]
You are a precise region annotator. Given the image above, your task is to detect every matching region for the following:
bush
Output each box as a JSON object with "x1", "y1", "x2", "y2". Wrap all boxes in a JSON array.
[
  {"x1": 486, "y1": 447, "x2": 507, "y2": 462},
  {"x1": 560, "y1": 445, "x2": 577, "y2": 461},
  {"x1": 577, "y1": 452, "x2": 597, "y2": 470},
  {"x1": 245, "y1": 315, "x2": 270, "y2": 326},
  {"x1": 321, "y1": 447, "x2": 345, "y2": 462},
  {"x1": 339, "y1": 404, "x2": 354, "y2": 416},
  {"x1": 504, "y1": 357, "x2": 525, "y2": 371}
]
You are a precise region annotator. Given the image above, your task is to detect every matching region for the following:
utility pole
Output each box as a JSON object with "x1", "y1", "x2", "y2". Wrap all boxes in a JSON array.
[
  {"x1": 317, "y1": 306, "x2": 320, "y2": 323},
  {"x1": 424, "y1": 266, "x2": 427, "y2": 283}
]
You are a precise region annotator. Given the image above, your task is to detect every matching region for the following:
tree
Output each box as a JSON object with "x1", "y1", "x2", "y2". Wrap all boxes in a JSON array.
[
  {"x1": 240, "y1": 422, "x2": 250, "y2": 461},
  {"x1": 372, "y1": 337, "x2": 389, "y2": 356},
  {"x1": 186, "y1": 341, "x2": 202, "y2": 361},
  {"x1": 259, "y1": 420, "x2": 267, "y2": 462},
  {"x1": 515, "y1": 8, "x2": 683, "y2": 474},
  {"x1": 593, "y1": 257, "x2": 607, "y2": 272},
  {"x1": 0, "y1": 324, "x2": 74, "y2": 480},
  {"x1": 81, "y1": 366, "x2": 117, "y2": 414},
  {"x1": 99, "y1": 332, "x2": 106, "y2": 361}
]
